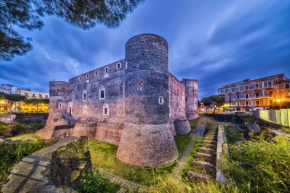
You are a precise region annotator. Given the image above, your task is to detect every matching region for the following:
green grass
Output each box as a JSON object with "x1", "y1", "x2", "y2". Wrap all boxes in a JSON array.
[
  {"x1": 224, "y1": 125, "x2": 244, "y2": 145},
  {"x1": 8, "y1": 133, "x2": 42, "y2": 141},
  {"x1": 182, "y1": 136, "x2": 203, "y2": 179},
  {"x1": 174, "y1": 134, "x2": 191, "y2": 157},
  {"x1": 0, "y1": 121, "x2": 13, "y2": 136},
  {"x1": 189, "y1": 118, "x2": 199, "y2": 129},
  {"x1": 89, "y1": 140, "x2": 177, "y2": 186}
]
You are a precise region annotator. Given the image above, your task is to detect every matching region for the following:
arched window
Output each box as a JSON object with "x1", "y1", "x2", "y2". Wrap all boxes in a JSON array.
[
  {"x1": 105, "y1": 67, "x2": 109, "y2": 74},
  {"x1": 99, "y1": 86, "x2": 105, "y2": 100},
  {"x1": 83, "y1": 105, "x2": 88, "y2": 115},
  {"x1": 116, "y1": 63, "x2": 121, "y2": 69},
  {"x1": 83, "y1": 90, "x2": 87, "y2": 101},
  {"x1": 158, "y1": 96, "x2": 164, "y2": 105},
  {"x1": 103, "y1": 103, "x2": 109, "y2": 115}
]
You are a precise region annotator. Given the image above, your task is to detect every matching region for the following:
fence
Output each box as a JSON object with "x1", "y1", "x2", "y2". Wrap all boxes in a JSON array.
[{"x1": 256, "y1": 109, "x2": 290, "y2": 127}]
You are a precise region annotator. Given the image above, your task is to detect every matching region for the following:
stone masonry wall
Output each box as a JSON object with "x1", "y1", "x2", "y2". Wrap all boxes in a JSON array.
[{"x1": 2, "y1": 137, "x2": 91, "y2": 193}]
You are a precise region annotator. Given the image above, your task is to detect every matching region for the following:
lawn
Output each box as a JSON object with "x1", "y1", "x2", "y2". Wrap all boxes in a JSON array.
[
  {"x1": 8, "y1": 133, "x2": 42, "y2": 141},
  {"x1": 89, "y1": 133, "x2": 193, "y2": 186},
  {"x1": 224, "y1": 125, "x2": 244, "y2": 145}
]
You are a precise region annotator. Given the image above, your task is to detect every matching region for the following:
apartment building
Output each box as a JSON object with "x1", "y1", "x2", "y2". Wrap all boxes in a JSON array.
[
  {"x1": 19, "y1": 89, "x2": 49, "y2": 99},
  {"x1": 218, "y1": 74, "x2": 289, "y2": 112}
]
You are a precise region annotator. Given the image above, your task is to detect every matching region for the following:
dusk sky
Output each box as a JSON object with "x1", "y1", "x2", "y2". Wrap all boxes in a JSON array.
[{"x1": 1, "y1": 0, "x2": 290, "y2": 99}]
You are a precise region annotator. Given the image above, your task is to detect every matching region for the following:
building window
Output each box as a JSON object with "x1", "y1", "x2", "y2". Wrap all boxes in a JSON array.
[
  {"x1": 246, "y1": 101, "x2": 249, "y2": 106},
  {"x1": 45, "y1": 95, "x2": 48, "y2": 98},
  {"x1": 59, "y1": 103, "x2": 62, "y2": 108},
  {"x1": 95, "y1": 71, "x2": 98, "y2": 76},
  {"x1": 245, "y1": 86, "x2": 249, "y2": 90},
  {"x1": 268, "y1": 81, "x2": 272, "y2": 87},
  {"x1": 270, "y1": 100, "x2": 273, "y2": 105},
  {"x1": 256, "y1": 100, "x2": 260, "y2": 105},
  {"x1": 83, "y1": 105, "x2": 88, "y2": 115},
  {"x1": 285, "y1": 83, "x2": 290, "y2": 89},
  {"x1": 158, "y1": 96, "x2": 164, "y2": 105},
  {"x1": 105, "y1": 67, "x2": 109, "y2": 73},
  {"x1": 246, "y1": 94, "x2": 249, "y2": 99},
  {"x1": 79, "y1": 76, "x2": 82, "y2": 81},
  {"x1": 237, "y1": 95, "x2": 240, "y2": 99},
  {"x1": 117, "y1": 63, "x2": 121, "y2": 69},
  {"x1": 255, "y1": 84, "x2": 259, "y2": 89},
  {"x1": 99, "y1": 86, "x2": 105, "y2": 100},
  {"x1": 255, "y1": 93, "x2": 259, "y2": 98},
  {"x1": 103, "y1": 103, "x2": 109, "y2": 115},
  {"x1": 125, "y1": 61, "x2": 128, "y2": 69},
  {"x1": 83, "y1": 90, "x2": 87, "y2": 101},
  {"x1": 86, "y1": 74, "x2": 89, "y2": 79}
]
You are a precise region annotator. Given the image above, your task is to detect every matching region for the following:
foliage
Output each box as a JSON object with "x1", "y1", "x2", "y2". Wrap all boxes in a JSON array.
[
  {"x1": 23, "y1": 98, "x2": 49, "y2": 105},
  {"x1": 0, "y1": 140, "x2": 44, "y2": 181},
  {"x1": 224, "y1": 125, "x2": 244, "y2": 145},
  {"x1": 0, "y1": 93, "x2": 26, "y2": 101},
  {"x1": 8, "y1": 133, "x2": 42, "y2": 141},
  {"x1": 0, "y1": 0, "x2": 145, "y2": 61},
  {"x1": 201, "y1": 95, "x2": 226, "y2": 113},
  {"x1": 89, "y1": 140, "x2": 176, "y2": 186},
  {"x1": 270, "y1": 101, "x2": 290, "y2": 110},
  {"x1": 0, "y1": 121, "x2": 43, "y2": 137},
  {"x1": 74, "y1": 168, "x2": 120, "y2": 193},
  {"x1": 0, "y1": 121, "x2": 13, "y2": 136},
  {"x1": 222, "y1": 136, "x2": 290, "y2": 193},
  {"x1": 149, "y1": 173, "x2": 239, "y2": 193}
]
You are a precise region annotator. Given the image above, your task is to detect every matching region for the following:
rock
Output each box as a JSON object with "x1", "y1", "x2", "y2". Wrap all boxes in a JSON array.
[
  {"x1": 187, "y1": 171, "x2": 211, "y2": 182},
  {"x1": 197, "y1": 152, "x2": 214, "y2": 162},
  {"x1": 199, "y1": 147, "x2": 215, "y2": 154},
  {"x1": 192, "y1": 161, "x2": 215, "y2": 172},
  {"x1": 1, "y1": 136, "x2": 91, "y2": 193}
]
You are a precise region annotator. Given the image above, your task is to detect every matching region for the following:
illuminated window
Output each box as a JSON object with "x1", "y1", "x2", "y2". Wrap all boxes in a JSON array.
[
  {"x1": 158, "y1": 96, "x2": 164, "y2": 105},
  {"x1": 103, "y1": 103, "x2": 109, "y2": 115},
  {"x1": 83, "y1": 105, "x2": 88, "y2": 115},
  {"x1": 83, "y1": 90, "x2": 87, "y2": 101},
  {"x1": 99, "y1": 86, "x2": 105, "y2": 100}
]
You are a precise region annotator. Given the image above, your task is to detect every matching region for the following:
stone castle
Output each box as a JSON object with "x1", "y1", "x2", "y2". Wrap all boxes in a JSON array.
[{"x1": 36, "y1": 34, "x2": 198, "y2": 167}]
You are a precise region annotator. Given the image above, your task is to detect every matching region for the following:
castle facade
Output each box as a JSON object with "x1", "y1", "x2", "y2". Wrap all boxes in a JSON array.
[{"x1": 36, "y1": 34, "x2": 198, "y2": 167}]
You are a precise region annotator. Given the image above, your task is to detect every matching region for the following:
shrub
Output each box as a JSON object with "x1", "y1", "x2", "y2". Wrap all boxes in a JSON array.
[
  {"x1": 74, "y1": 168, "x2": 120, "y2": 193},
  {"x1": 0, "y1": 140, "x2": 44, "y2": 181},
  {"x1": 222, "y1": 136, "x2": 290, "y2": 192}
]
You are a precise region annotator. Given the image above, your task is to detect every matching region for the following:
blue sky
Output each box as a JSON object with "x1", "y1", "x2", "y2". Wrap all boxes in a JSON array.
[{"x1": 1, "y1": 0, "x2": 290, "y2": 99}]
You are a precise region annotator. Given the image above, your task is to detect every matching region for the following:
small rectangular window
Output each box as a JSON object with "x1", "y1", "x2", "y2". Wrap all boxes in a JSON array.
[
  {"x1": 104, "y1": 108, "x2": 109, "y2": 115},
  {"x1": 285, "y1": 83, "x2": 290, "y2": 88},
  {"x1": 117, "y1": 63, "x2": 121, "y2": 69},
  {"x1": 101, "y1": 90, "x2": 105, "y2": 99},
  {"x1": 95, "y1": 71, "x2": 98, "y2": 76},
  {"x1": 105, "y1": 67, "x2": 108, "y2": 73},
  {"x1": 86, "y1": 74, "x2": 89, "y2": 79}
]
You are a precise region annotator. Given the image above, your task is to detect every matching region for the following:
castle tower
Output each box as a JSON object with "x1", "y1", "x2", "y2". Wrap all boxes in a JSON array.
[
  {"x1": 117, "y1": 34, "x2": 178, "y2": 167},
  {"x1": 36, "y1": 81, "x2": 69, "y2": 139},
  {"x1": 182, "y1": 79, "x2": 199, "y2": 120}
]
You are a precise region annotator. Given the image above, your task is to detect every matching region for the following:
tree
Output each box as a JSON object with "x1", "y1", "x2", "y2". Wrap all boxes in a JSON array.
[
  {"x1": 0, "y1": 0, "x2": 145, "y2": 61},
  {"x1": 201, "y1": 95, "x2": 226, "y2": 113}
]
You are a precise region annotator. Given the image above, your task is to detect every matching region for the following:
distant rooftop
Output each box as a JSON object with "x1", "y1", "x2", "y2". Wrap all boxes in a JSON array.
[{"x1": 219, "y1": 73, "x2": 286, "y2": 89}]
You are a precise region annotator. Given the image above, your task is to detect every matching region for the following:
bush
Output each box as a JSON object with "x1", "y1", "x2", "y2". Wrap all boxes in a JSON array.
[
  {"x1": 0, "y1": 140, "x2": 44, "y2": 181},
  {"x1": 222, "y1": 136, "x2": 290, "y2": 192},
  {"x1": 74, "y1": 168, "x2": 120, "y2": 193}
]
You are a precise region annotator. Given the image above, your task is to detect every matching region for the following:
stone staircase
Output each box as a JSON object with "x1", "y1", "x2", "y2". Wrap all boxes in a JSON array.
[
  {"x1": 62, "y1": 113, "x2": 76, "y2": 124},
  {"x1": 187, "y1": 128, "x2": 218, "y2": 182}
]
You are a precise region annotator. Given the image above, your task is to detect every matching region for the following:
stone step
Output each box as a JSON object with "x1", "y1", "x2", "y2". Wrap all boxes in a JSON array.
[
  {"x1": 199, "y1": 147, "x2": 215, "y2": 154},
  {"x1": 192, "y1": 161, "x2": 216, "y2": 172},
  {"x1": 197, "y1": 152, "x2": 215, "y2": 162},
  {"x1": 203, "y1": 140, "x2": 217, "y2": 144},
  {"x1": 187, "y1": 171, "x2": 212, "y2": 182},
  {"x1": 203, "y1": 143, "x2": 216, "y2": 149}
]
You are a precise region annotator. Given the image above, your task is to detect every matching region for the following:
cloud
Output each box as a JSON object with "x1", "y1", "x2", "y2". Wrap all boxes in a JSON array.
[{"x1": 0, "y1": 0, "x2": 290, "y2": 99}]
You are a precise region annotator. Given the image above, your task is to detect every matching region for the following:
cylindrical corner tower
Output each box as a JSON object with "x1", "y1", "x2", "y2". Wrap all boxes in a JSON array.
[
  {"x1": 117, "y1": 34, "x2": 178, "y2": 167},
  {"x1": 182, "y1": 79, "x2": 199, "y2": 120}
]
